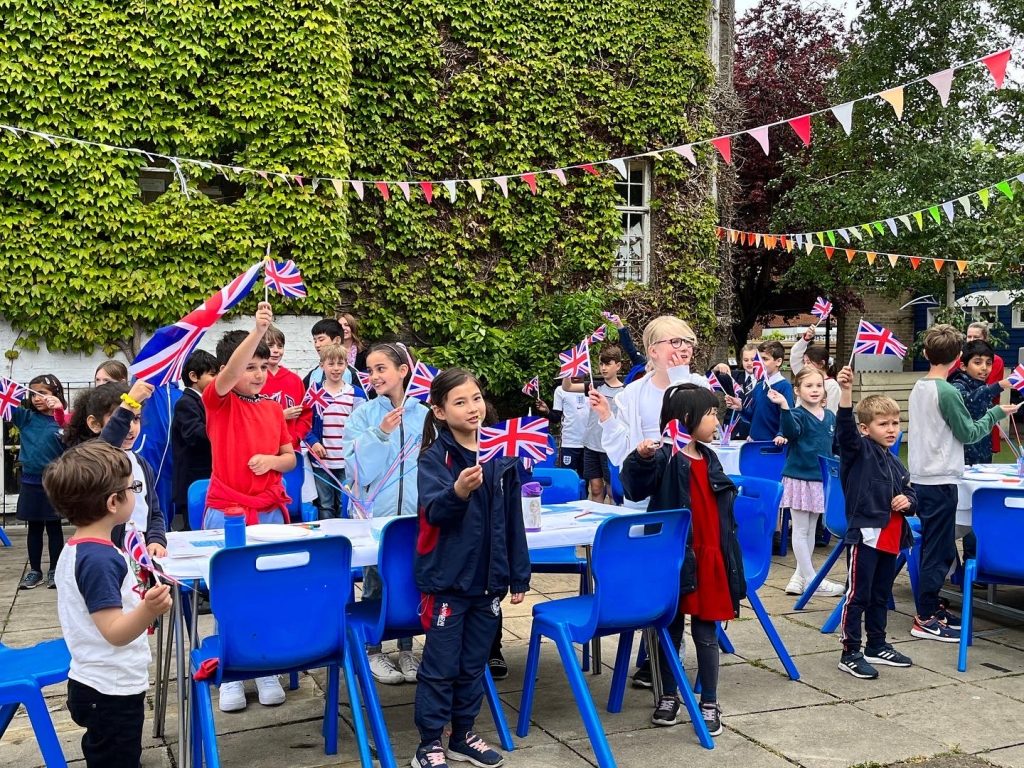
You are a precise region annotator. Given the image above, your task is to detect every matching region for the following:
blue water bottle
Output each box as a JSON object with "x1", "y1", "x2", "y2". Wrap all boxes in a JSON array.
[{"x1": 224, "y1": 506, "x2": 247, "y2": 548}]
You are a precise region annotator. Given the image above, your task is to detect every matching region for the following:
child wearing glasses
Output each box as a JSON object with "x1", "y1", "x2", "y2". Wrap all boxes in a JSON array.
[{"x1": 45, "y1": 440, "x2": 173, "y2": 768}]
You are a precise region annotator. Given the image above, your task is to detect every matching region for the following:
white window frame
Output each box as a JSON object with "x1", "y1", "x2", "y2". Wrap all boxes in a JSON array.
[
  {"x1": 1011, "y1": 304, "x2": 1024, "y2": 329},
  {"x1": 613, "y1": 160, "x2": 651, "y2": 285},
  {"x1": 970, "y1": 306, "x2": 999, "y2": 327}
]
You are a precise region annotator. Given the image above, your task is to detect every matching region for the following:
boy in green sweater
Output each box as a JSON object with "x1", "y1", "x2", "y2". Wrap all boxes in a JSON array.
[{"x1": 908, "y1": 324, "x2": 1020, "y2": 642}]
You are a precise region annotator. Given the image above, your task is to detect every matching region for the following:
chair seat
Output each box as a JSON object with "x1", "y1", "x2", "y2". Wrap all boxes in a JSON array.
[
  {"x1": 347, "y1": 599, "x2": 421, "y2": 644},
  {"x1": 529, "y1": 546, "x2": 586, "y2": 571},
  {"x1": 0, "y1": 640, "x2": 71, "y2": 688}
]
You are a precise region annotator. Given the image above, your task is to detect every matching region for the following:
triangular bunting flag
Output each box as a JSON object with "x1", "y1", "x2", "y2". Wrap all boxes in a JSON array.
[
  {"x1": 851, "y1": 228, "x2": 863, "y2": 241},
  {"x1": 909, "y1": 257, "x2": 921, "y2": 270},
  {"x1": 710, "y1": 136, "x2": 732, "y2": 164},
  {"x1": 979, "y1": 188, "x2": 991, "y2": 209},
  {"x1": 899, "y1": 215, "x2": 913, "y2": 231},
  {"x1": 956, "y1": 260, "x2": 968, "y2": 274},
  {"x1": 824, "y1": 246, "x2": 835, "y2": 259},
  {"x1": 715, "y1": 227, "x2": 724, "y2": 239},
  {"x1": 996, "y1": 180, "x2": 1014, "y2": 200},
  {"x1": 420, "y1": 182, "x2": 434, "y2": 204},
  {"x1": 866, "y1": 251, "x2": 877, "y2": 265},
  {"x1": 764, "y1": 235, "x2": 777, "y2": 249},
  {"x1": 755, "y1": 233, "x2": 763, "y2": 248},
  {"x1": 785, "y1": 237, "x2": 794, "y2": 252},
  {"x1": 887, "y1": 254, "x2": 900, "y2": 268},
  {"x1": 805, "y1": 241, "x2": 815, "y2": 254},
  {"x1": 872, "y1": 221, "x2": 885, "y2": 235},
  {"x1": 494, "y1": 176, "x2": 509, "y2": 197},
  {"x1": 838, "y1": 228, "x2": 850, "y2": 243},
  {"x1": 831, "y1": 102, "x2": 854, "y2": 135},
  {"x1": 879, "y1": 87, "x2": 905, "y2": 120},
  {"x1": 933, "y1": 259, "x2": 945, "y2": 272},
  {"x1": 608, "y1": 159, "x2": 628, "y2": 179},
  {"x1": 580, "y1": 164, "x2": 601, "y2": 176},
  {"x1": 845, "y1": 248, "x2": 856, "y2": 261},
  {"x1": 397, "y1": 181, "x2": 411, "y2": 201},
  {"x1": 914, "y1": 210, "x2": 924, "y2": 229},
  {"x1": 350, "y1": 179, "x2": 365, "y2": 200},
  {"x1": 982, "y1": 49, "x2": 1012, "y2": 90},
  {"x1": 747, "y1": 126, "x2": 771, "y2": 155},
  {"x1": 330, "y1": 179, "x2": 345, "y2": 198},
  {"x1": 788, "y1": 115, "x2": 812, "y2": 146},
  {"x1": 925, "y1": 69, "x2": 955, "y2": 107},
  {"x1": 374, "y1": 181, "x2": 391, "y2": 201},
  {"x1": 672, "y1": 145, "x2": 697, "y2": 165},
  {"x1": 861, "y1": 224, "x2": 874, "y2": 238},
  {"x1": 958, "y1": 196, "x2": 971, "y2": 216},
  {"x1": 827, "y1": 230, "x2": 836, "y2": 246},
  {"x1": 522, "y1": 173, "x2": 538, "y2": 195},
  {"x1": 928, "y1": 206, "x2": 941, "y2": 225},
  {"x1": 468, "y1": 179, "x2": 484, "y2": 201},
  {"x1": 443, "y1": 180, "x2": 458, "y2": 202},
  {"x1": 885, "y1": 218, "x2": 898, "y2": 235},
  {"x1": 941, "y1": 201, "x2": 955, "y2": 222},
  {"x1": 549, "y1": 168, "x2": 568, "y2": 185}
]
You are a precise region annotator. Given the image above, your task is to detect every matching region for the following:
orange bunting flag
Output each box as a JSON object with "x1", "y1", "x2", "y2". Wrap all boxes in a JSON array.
[
  {"x1": 710, "y1": 136, "x2": 732, "y2": 164},
  {"x1": 845, "y1": 248, "x2": 856, "y2": 261},
  {"x1": 879, "y1": 87, "x2": 905, "y2": 120},
  {"x1": 909, "y1": 257, "x2": 921, "y2": 270},
  {"x1": 788, "y1": 115, "x2": 812, "y2": 146},
  {"x1": 933, "y1": 259, "x2": 945, "y2": 272},
  {"x1": 866, "y1": 252, "x2": 878, "y2": 265},
  {"x1": 374, "y1": 181, "x2": 390, "y2": 201},
  {"x1": 764, "y1": 235, "x2": 777, "y2": 249},
  {"x1": 956, "y1": 260, "x2": 968, "y2": 274},
  {"x1": 522, "y1": 173, "x2": 538, "y2": 195}
]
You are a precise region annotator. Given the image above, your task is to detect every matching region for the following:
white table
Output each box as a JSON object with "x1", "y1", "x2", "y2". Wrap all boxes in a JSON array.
[
  {"x1": 709, "y1": 443, "x2": 742, "y2": 475},
  {"x1": 155, "y1": 500, "x2": 640, "y2": 768},
  {"x1": 956, "y1": 464, "x2": 1024, "y2": 526}
]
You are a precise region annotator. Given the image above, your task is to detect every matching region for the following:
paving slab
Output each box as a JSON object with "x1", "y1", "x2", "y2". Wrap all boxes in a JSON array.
[{"x1": 984, "y1": 743, "x2": 1024, "y2": 768}]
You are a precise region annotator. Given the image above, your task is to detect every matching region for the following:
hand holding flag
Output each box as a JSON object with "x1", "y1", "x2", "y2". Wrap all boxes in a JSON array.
[
  {"x1": 521, "y1": 376, "x2": 540, "y2": 398},
  {"x1": 264, "y1": 259, "x2": 308, "y2": 299},
  {"x1": 0, "y1": 377, "x2": 28, "y2": 421}
]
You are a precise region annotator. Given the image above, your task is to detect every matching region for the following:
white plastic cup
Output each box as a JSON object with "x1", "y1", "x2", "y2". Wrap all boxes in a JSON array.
[{"x1": 521, "y1": 495, "x2": 542, "y2": 532}]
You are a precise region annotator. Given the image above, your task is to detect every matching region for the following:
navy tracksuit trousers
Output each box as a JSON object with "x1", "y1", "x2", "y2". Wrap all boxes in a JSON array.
[{"x1": 415, "y1": 592, "x2": 503, "y2": 745}]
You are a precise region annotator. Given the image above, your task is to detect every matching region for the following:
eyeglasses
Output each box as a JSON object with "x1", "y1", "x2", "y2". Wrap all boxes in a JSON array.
[
  {"x1": 653, "y1": 337, "x2": 697, "y2": 350},
  {"x1": 111, "y1": 481, "x2": 144, "y2": 496}
]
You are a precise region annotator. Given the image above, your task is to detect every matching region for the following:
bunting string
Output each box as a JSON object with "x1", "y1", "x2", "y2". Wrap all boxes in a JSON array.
[{"x1": 0, "y1": 48, "x2": 1014, "y2": 203}]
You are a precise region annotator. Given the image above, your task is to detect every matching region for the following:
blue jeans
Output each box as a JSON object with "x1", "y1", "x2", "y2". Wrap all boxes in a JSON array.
[
  {"x1": 202, "y1": 507, "x2": 285, "y2": 530},
  {"x1": 312, "y1": 465, "x2": 344, "y2": 520}
]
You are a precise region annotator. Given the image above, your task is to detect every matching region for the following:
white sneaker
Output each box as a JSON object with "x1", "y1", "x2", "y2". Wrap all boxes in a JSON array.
[
  {"x1": 255, "y1": 675, "x2": 286, "y2": 706},
  {"x1": 218, "y1": 680, "x2": 247, "y2": 712},
  {"x1": 369, "y1": 652, "x2": 405, "y2": 685},
  {"x1": 785, "y1": 575, "x2": 805, "y2": 595},
  {"x1": 815, "y1": 579, "x2": 845, "y2": 597},
  {"x1": 398, "y1": 650, "x2": 419, "y2": 683}
]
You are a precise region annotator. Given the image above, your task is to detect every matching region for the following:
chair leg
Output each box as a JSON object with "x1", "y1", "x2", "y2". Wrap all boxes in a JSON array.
[
  {"x1": 958, "y1": 560, "x2": 976, "y2": 673},
  {"x1": 0, "y1": 526, "x2": 11, "y2": 547},
  {"x1": 607, "y1": 631, "x2": 633, "y2": 713},
  {"x1": 342, "y1": 652, "x2": 374, "y2": 768},
  {"x1": 0, "y1": 702, "x2": 18, "y2": 740},
  {"x1": 483, "y1": 667, "x2": 514, "y2": 751},
  {"x1": 821, "y1": 596, "x2": 845, "y2": 634},
  {"x1": 289, "y1": 671, "x2": 300, "y2": 691},
  {"x1": 22, "y1": 689, "x2": 69, "y2": 768},
  {"x1": 905, "y1": 545, "x2": 921, "y2": 604},
  {"x1": 191, "y1": 678, "x2": 205, "y2": 768},
  {"x1": 716, "y1": 623, "x2": 735, "y2": 654},
  {"x1": 515, "y1": 628, "x2": 544, "y2": 738},
  {"x1": 552, "y1": 627, "x2": 618, "y2": 768},
  {"x1": 194, "y1": 678, "x2": 221, "y2": 768},
  {"x1": 795, "y1": 542, "x2": 844, "y2": 610},
  {"x1": 748, "y1": 591, "x2": 800, "y2": 681},
  {"x1": 656, "y1": 626, "x2": 713, "y2": 750},
  {"x1": 579, "y1": 571, "x2": 590, "y2": 673},
  {"x1": 348, "y1": 628, "x2": 397, "y2": 768},
  {"x1": 323, "y1": 665, "x2": 340, "y2": 754}
]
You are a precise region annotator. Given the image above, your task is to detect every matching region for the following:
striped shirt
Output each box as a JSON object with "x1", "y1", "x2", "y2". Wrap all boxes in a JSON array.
[{"x1": 317, "y1": 386, "x2": 360, "y2": 470}]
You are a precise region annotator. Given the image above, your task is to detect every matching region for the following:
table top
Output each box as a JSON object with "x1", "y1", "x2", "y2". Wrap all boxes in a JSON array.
[{"x1": 157, "y1": 500, "x2": 639, "y2": 583}]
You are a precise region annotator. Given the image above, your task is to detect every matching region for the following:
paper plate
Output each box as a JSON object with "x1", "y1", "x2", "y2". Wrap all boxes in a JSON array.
[
  {"x1": 246, "y1": 524, "x2": 315, "y2": 542},
  {"x1": 965, "y1": 472, "x2": 1010, "y2": 483}
]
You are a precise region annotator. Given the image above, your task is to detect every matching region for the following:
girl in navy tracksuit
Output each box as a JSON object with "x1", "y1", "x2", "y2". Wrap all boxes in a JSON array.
[{"x1": 413, "y1": 369, "x2": 531, "y2": 768}]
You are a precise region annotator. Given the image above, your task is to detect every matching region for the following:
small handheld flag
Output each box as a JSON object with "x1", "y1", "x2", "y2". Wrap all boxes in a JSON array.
[
  {"x1": 707, "y1": 372, "x2": 725, "y2": 392},
  {"x1": 557, "y1": 340, "x2": 591, "y2": 380},
  {"x1": 662, "y1": 420, "x2": 692, "y2": 455},
  {"x1": 521, "y1": 376, "x2": 540, "y2": 398},
  {"x1": 750, "y1": 351, "x2": 766, "y2": 382},
  {"x1": 0, "y1": 377, "x2": 28, "y2": 421},
  {"x1": 811, "y1": 297, "x2": 833, "y2": 324},
  {"x1": 123, "y1": 522, "x2": 180, "y2": 586},
  {"x1": 405, "y1": 362, "x2": 440, "y2": 403},
  {"x1": 264, "y1": 260, "x2": 308, "y2": 299},
  {"x1": 478, "y1": 416, "x2": 552, "y2": 464},
  {"x1": 588, "y1": 325, "x2": 607, "y2": 344},
  {"x1": 1008, "y1": 364, "x2": 1024, "y2": 393},
  {"x1": 302, "y1": 382, "x2": 333, "y2": 416},
  {"x1": 852, "y1": 320, "x2": 907, "y2": 358},
  {"x1": 357, "y1": 370, "x2": 375, "y2": 395}
]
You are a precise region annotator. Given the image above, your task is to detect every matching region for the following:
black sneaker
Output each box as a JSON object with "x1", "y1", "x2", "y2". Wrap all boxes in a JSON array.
[
  {"x1": 412, "y1": 740, "x2": 449, "y2": 768},
  {"x1": 447, "y1": 732, "x2": 503, "y2": 767},
  {"x1": 631, "y1": 664, "x2": 652, "y2": 689},
  {"x1": 936, "y1": 599, "x2": 961, "y2": 630},
  {"x1": 700, "y1": 702, "x2": 723, "y2": 737},
  {"x1": 911, "y1": 615, "x2": 959, "y2": 643},
  {"x1": 863, "y1": 644, "x2": 912, "y2": 667},
  {"x1": 838, "y1": 651, "x2": 878, "y2": 679},
  {"x1": 487, "y1": 655, "x2": 508, "y2": 681},
  {"x1": 651, "y1": 694, "x2": 681, "y2": 727},
  {"x1": 46, "y1": 569, "x2": 57, "y2": 589},
  {"x1": 19, "y1": 570, "x2": 43, "y2": 590}
]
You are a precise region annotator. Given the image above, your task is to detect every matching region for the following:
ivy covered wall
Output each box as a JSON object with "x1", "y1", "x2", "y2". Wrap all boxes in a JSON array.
[{"x1": 0, "y1": 0, "x2": 719, "y2": 395}]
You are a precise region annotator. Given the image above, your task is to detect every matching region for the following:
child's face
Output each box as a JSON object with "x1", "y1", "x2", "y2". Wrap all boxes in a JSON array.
[
  {"x1": 796, "y1": 374, "x2": 825, "y2": 407},
  {"x1": 366, "y1": 352, "x2": 408, "y2": 399},
  {"x1": 964, "y1": 355, "x2": 992, "y2": 383},
  {"x1": 94, "y1": 407, "x2": 141, "y2": 450},
  {"x1": 762, "y1": 353, "x2": 781, "y2": 375},
  {"x1": 339, "y1": 317, "x2": 352, "y2": 341},
  {"x1": 741, "y1": 349, "x2": 756, "y2": 373},
  {"x1": 190, "y1": 371, "x2": 215, "y2": 393},
  {"x1": 323, "y1": 358, "x2": 347, "y2": 384},
  {"x1": 432, "y1": 380, "x2": 484, "y2": 437},
  {"x1": 94, "y1": 369, "x2": 117, "y2": 386},
  {"x1": 231, "y1": 356, "x2": 269, "y2": 397},
  {"x1": 312, "y1": 333, "x2": 341, "y2": 354},
  {"x1": 693, "y1": 408, "x2": 719, "y2": 443},
  {"x1": 860, "y1": 412, "x2": 901, "y2": 448},
  {"x1": 267, "y1": 341, "x2": 285, "y2": 368},
  {"x1": 30, "y1": 384, "x2": 54, "y2": 412},
  {"x1": 109, "y1": 475, "x2": 138, "y2": 523},
  {"x1": 599, "y1": 359, "x2": 622, "y2": 380},
  {"x1": 648, "y1": 336, "x2": 693, "y2": 370}
]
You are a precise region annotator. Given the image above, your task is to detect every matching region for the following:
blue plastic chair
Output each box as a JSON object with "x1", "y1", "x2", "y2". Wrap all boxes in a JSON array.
[
  {"x1": 738, "y1": 441, "x2": 790, "y2": 555},
  {"x1": 189, "y1": 537, "x2": 370, "y2": 768},
  {"x1": 534, "y1": 436, "x2": 558, "y2": 469},
  {"x1": 795, "y1": 457, "x2": 846, "y2": 610},
  {"x1": 715, "y1": 475, "x2": 800, "y2": 680},
  {"x1": 958, "y1": 488, "x2": 1024, "y2": 672},
  {"x1": 517, "y1": 510, "x2": 714, "y2": 765},
  {"x1": 282, "y1": 451, "x2": 304, "y2": 521},
  {"x1": 890, "y1": 430, "x2": 902, "y2": 457},
  {"x1": 0, "y1": 527, "x2": 11, "y2": 547},
  {"x1": 607, "y1": 462, "x2": 624, "y2": 505},
  {"x1": 188, "y1": 479, "x2": 211, "y2": 531},
  {"x1": 0, "y1": 639, "x2": 71, "y2": 767},
  {"x1": 348, "y1": 518, "x2": 512, "y2": 768},
  {"x1": 532, "y1": 467, "x2": 584, "y2": 502}
]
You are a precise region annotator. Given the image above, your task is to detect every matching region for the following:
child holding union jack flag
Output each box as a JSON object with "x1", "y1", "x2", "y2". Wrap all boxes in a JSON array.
[
  {"x1": 413, "y1": 368, "x2": 530, "y2": 768},
  {"x1": 44, "y1": 441, "x2": 172, "y2": 768},
  {"x1": 342, "y1": 342, "x2": 429, "y2": 685},
  {"x1": 620, "y1": 383, "x2": 745, "y2": 736}
]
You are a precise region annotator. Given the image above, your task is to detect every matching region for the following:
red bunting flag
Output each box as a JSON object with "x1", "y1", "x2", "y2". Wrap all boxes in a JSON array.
[
  {"x1": 982, "y1": 49, "x2": 1012, "y2": 90},
  {"x1": 522, "y1": 173, "x2": 538, "y2": 194},
  {"x1": 580, "y1": 164, "x2": 600, "y2": 176},
  {"x1": 909, "y1": 257, "x2": 921, "y2": 270},
  {"x1": 788, "y1": 115, "x2": 812, "y2": 146},
  {"x1": 710, "y1": 136, "x2": 732, "y2": 164},
  {"x1": 420, "y1": 181, "x2": 434, "y2": 204},
  {"x1": 374, "y1": 181, "x2": 390, "y2": 201}
]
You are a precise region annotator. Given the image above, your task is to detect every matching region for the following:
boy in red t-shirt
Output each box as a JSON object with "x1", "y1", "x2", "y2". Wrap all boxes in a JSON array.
[
  {"x1": 262, "y1": 324, "x2": 312, "y2": 450},
  {"x1": 201, "y1": 301, "x2": 297, "y2": 713}
]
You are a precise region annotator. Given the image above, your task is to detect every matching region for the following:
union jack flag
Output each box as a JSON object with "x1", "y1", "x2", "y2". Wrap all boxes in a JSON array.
[
  {"x1": 264, "y1": 260, "x2": 307, "y2": 299},
  {"x1": 521, "y1": 376, "x2": 540, "y2": 398},
  {"x1": 707, "y1": 372, "x2": 725, "y2": 392},
  {"x1": 130, "y1": 263, "x2": 263, "y2": 386},
  {"x1": 811, "y1": 297, "x2": 833, "y2": 322},
  {"x1": 557, "y1": 340, "x2": 591, "y2": 379},
  {"x1": 478, "y1": 416, "x2": 552, "y2": 464},
  {"x1": 1008, "y1": 363, "x2": 1024, "y2": 393},
  {"x1": 124, "y1": 523, "x2": 178, "y2": 586},
  {"x1": 588, "y1": 325, "x2": 607, "y2": 344},
  {"x1": 662, "y1": 419, "x2": 692, "y2": 455},
  {"x1": 0, "y1": 377, "x2": 27, "y2": 421},
  {"x1": 733, "y1": 377, "x2": 744, "y2": 397},
  {"x1": 852, "y1": 320, "x2": 907, "y2": 358},
  {"x1": 750, "y1": 351, "x2": 766, "y2": 382},
  {"x1": 357, "y1": 370, "x2": 375, "y2": 395},
  {"x1": 405, "y1": 361, "x2": 440, "y2": 403},
  {"x1": 302, "y1": 382, "x2": 333, "y2": 416}
]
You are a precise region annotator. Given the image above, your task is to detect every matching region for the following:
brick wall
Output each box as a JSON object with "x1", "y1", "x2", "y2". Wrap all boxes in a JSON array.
[{"x1": 837, "y1": 290, "x2": 915, "y2": 371}]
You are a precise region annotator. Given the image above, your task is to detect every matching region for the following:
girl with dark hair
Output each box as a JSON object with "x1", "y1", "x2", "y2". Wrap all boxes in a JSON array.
[
  {"x1": 12, "y1": 374, "x2": 68, "y2": 589},
  {"x1": 413, "y1": 368, "x2": 530, "y2": 768},
  {"x1": 620, "y1": 383, "x2": 745, "y2": 737}
]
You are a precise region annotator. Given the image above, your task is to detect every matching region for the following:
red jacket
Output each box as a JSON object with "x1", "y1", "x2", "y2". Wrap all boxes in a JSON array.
[{"x1": 263, "y1": 366, "x2": 313, "y2": 450}]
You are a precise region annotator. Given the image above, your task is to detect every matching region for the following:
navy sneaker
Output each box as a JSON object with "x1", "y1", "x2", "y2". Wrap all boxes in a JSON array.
[
  {"x1": 411, "y1": 740, "x2": 449, "y2": 768},
  {"x1": 838, "y1": 651, "x2": 878, "y2": 679},
  {"x1": 19, "y1": 570, "x2": 43, "y2": 590},
  {"x1": 651, "y1": 695, "x2": 681, "y2": 727},
  {"x1": 864, "y1": 644, "x2": 913, "y2": 667},
  {"x1": 447, "y1": 732, "x2": 503, "y2": 768},
  {"x1": 631, "y1": 664, "x2": 652, "y2": 689},
  {"x1": 487, "y1": 654, "x2": 508, "y2": 681},
  {"x1": 911, "y1": 615, "x2": 959, "y2": 643},
  {"x1": 936, "y1": 599, "x2": 961, "y2": 630}
]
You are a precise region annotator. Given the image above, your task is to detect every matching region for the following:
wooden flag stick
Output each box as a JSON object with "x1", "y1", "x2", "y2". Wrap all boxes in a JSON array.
[
  {"x1": 263, "y1": 242, "x2": 271, "y2": 303},
  {"x1": 847, "y1": 316, "x2": 864, "y2": 370}
]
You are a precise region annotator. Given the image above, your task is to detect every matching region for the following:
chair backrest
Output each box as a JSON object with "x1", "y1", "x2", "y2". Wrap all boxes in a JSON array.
[
  {"x1": 188, "y1": 479, "x2": 210, "y2": 531},
  {"x1": 375, "y1": 517, "x2": 423, "y2": 638},
  {"x1": 531, "y1": 467, "x2": 582, "y2": 503},
  {"x1": 972, "y1": 488, "x2": 1024, "y2": 582},
  {"x1": 818, "y1": 455, "x2": 847, "y2": 538},
  {"x1": 587, "y1": 510, "x2": 691, "y2": 633},
  {"x1": 208, "y1": 536, "x2": 352, "y2": 677},
  {"x1": 534, "y1": 436, "x2": 558, "y2": 469},
  {"x1": 728, "y1": 474, "x2": 784, "y2": 590},
  {"x1": 607, "y1": 461, "x2": 625, "y2": 505},
  {"x1": 282, "y1": 452, "x2": 303, "y2": 518},
  {"x1": 738, "y1": 441, "x2": 788, "y2": 481},
  {"x1": 890, "y1": 430, "x2": 902, "y2": 458}
]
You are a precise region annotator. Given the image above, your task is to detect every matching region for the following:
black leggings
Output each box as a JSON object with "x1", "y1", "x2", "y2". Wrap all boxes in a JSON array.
[
  {"x1": 656, "y1": 613, "x2": 720, "y2": 704},
  {"x1": 27, "y1": 520, "x2": 64, "y2": 573}
]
